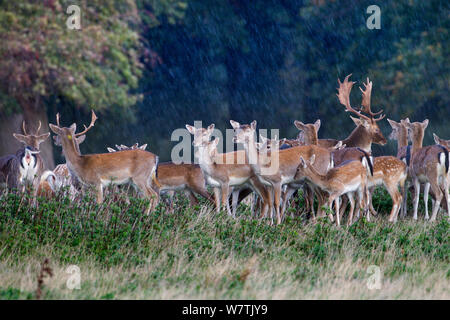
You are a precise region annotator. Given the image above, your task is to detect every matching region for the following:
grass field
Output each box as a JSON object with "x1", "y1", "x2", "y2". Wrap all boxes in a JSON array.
[{"x1": 0, "y1": 187, "x2": 448, "y2": 300}]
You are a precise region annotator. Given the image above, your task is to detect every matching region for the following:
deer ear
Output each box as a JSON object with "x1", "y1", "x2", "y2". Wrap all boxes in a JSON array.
[
  {"x1": 433, "y1": 133, "x2": 439, "y2": 145},
  {"x1": 230, "y1": 120, "x2": 240, "y2": 129},
  {"x1": 421, "y1": 119, "x2": 429, "y2": 129},
  {"x1": 299, "y1": 156, "x2": 307, "y2": 168},
  {"x1": 107, "y1": 147, "x2": 116, "y2": 152},
  {"x1": 251, "y1": 120, "x2": 257, "y2": 130},
  {"x1": 37, "y1": 132, "x2": 50, "y2": 142},
  {"x1": 350, "y1": 116, "x2": 368, "y2": 127},
  {"x1": 13, "y1": 133, "x2": 27, "y2": 144},
  {"x1": 309, "y1": 154, "x2": 316, "y2": 165},
  {"x1": 49, "y1": 124, "x2": 60, "y2": 134},
  {"x1": 387, "y1": 118, "x2": 398, "y2": 128},
  {"x1": 69, "y1": 123, "x2": 77, "y2": 133},
  {"x1": 140, "y1": 144, "x2": 147, "y2": 150},
  {"x1": 207, "y1": 124, "x2": 215, "y2": 131},
  {"x1": 75, "y1": 135, "x2": 86, "y2": 145},
  {"x1": 314, "y1": 119, "x2": 321, "y2": 132},
  {"x1": 294, "y1": 120, "x2": 305, "y2": 130},
  {"x1": 185, "y1": 125, "x2": 196, "y2": 135}
]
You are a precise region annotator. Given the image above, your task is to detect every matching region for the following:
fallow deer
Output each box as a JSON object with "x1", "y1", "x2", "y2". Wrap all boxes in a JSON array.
[
  {"x1": 231, "y1": 120, "x2": 334, "y2": 225},
  {"x1": 0, "y1": 121, "x2": 50, "y2": 194},
  {"x1": 186, "y1": 124, "x2": 271, "y2": 218},
  {"x1": 402, "y1": 119, "x2": 449, "y2": 221},
  {"x1": 295, "y1": 154, "x2": 371, "y2": 226},
  {"x1": 49, "y1": 111, "x2": 161, "y2": 214}
]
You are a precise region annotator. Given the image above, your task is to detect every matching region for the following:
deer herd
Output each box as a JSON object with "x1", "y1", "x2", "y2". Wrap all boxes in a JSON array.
[{"x1": 1, "y1": 74, "x2": 449, "y2": 227}]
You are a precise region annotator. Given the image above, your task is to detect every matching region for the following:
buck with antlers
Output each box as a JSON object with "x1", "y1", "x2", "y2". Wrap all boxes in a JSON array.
[
  {"x1": 0, "y1": 121, "x2": 49, "y2": 194},
  {"x1": 186, "y1": 123, "x2": 272, "y2": 218},
  {"x1": 107, "y1": 143, "x2": 215, "y2": 212},
  {"x1": 333, "y1": 77, "x2": 407, "y2": 223},
  {"x1": 49, "y1": 111, "x2": 160, "y2": 214},
  {"x1": 401, "y1": 119, "x2": 449, "y2": 221},
  {"x1": 318, "y1": 74, "x2": 387, "y2": 153},
  {"x1": 231, "y1": 120, "x2": 335, "y2": 225}
]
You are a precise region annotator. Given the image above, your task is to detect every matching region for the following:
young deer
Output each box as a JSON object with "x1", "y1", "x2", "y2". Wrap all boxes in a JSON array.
[
  {"x1": 49, "y1": 111, "x2": 160, "y2": 214},
  {"x1": 231, "y1": 120, "x2": 333, "y2": 225},
  {"x1": 295, "y1": 155, "x2": 371, "y2": 226},
  {"x1": 186, "y1": 124, "x2": 271, "y2": 218},
  {"x1": 107, "y1": 143, "x2": 215, "y2": 211},
  {"x1": 402, "y1": 119, "x2": 449, "y2": 221}
]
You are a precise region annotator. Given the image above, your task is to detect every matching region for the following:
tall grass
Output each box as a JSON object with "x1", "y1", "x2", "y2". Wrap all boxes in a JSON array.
[{"x1": 0, "y1": 187, "x2": 448, "y2": 299}]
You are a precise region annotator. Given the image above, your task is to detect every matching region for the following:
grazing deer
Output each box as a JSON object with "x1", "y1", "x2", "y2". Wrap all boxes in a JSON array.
[
  {"x1": 49, "y1": 111, "x2": 160, "y2": 214},
  {"x1": 402, "y1": 119, "x2": 449, "y2": 221},
  {"x1": 231, "y1": 120, "x2": 334, "y2": 225},
  {"x1": 107, "y1": 143, "x2": 215, "y2": 212},
  {"x1": 318, "y1": 75, "x2": 387, "y2": 153},
  {"x1": 295, "y1": 155, "x2": 371, "y2": 226},
  {"x1": 186, "y1": 123, "x2": 271, "y2": 218}
]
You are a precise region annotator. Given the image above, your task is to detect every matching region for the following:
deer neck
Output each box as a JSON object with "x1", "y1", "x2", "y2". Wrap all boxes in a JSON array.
[
  {"x1": 304, "y1": 165, "x2": 328, "y2": 190},
  {"x1": 411, "y1": 130, "x2": 424, "y2": 154},
  {"x1": 241, "y1": 135, "x2": 263, "y2": 173},
  {"x1": 61, "y1": 137, "x2": 83, "y2": 172},
  {"x1": 343, "y1": 125, "x2": 372, "y2": 153}
]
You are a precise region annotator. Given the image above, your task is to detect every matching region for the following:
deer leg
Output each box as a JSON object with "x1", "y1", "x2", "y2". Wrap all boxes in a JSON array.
[
  {"x1": 221, "y1": 184, "x2": 232, "y2": 216},
  {"x1": 167, "y1": 190, "x2": 175, "y2": 213},
  {"x1": 213, "y1": 187, "x2": 221, "y2": 213},
  {"x1": 339, "y1": 195, "x2": 349, "y2": 223},
  {"x1": 231, "y1": 189, "x2": 240, "y2": 218},
  {"x1": 347, "y1": 192, "x2": 355, "y2": 226},
  {"x1": 400, "y1": 180, "x2": 409, "y2": 218},
  {"x1": 423, "y1": 182, "x2": 430, "y2": 220},
  {"x1": 96, "y1": 184, "x2": 104, "y2": 204},
  {"x1": 386, "y1": 184, "x2": 401, "y2": 223},
  {"x1": 281, "y1": 187, "x2": 296, "y2": 218},
  {"x1": 429, "y1": 182, "x2": 443, "y2": 222},
  {"x1": 412, "y1": 178, "x2": 420, "y2": 220},
  {"x1": 334, "y1": 195, "x2": 341, "y2": 226},
  {"x1": 444, "y1": 176, "x2": 450, "y2": 219},
  {"x1": 272, "y1": 182, "x2": 282, "y2": 225}
]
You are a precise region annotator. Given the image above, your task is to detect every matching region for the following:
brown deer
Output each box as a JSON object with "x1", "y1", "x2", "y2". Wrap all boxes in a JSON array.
[
  {"x1": 231, "y1": 120, "x2": 334, "y2": 225},
  {"x1": 402, "y1": 119, "x2": 449, "y2": 221},
  {"x1": 107, "y1": 143, "x2": 215, "y2": 212},
  {"x1": 186, "y1": 123, "x2": 272, "y2": 218},
  {"x1": 49, "y1": 111, "x2": 160, "y2": 214},
  {"x1": 295, "y1": 154, "x2": 371, "y2": 226}
]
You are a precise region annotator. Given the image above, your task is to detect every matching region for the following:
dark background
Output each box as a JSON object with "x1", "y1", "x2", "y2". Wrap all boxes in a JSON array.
[{"x1": 0, "y1": 0, "x2": 448, "y2": 167}]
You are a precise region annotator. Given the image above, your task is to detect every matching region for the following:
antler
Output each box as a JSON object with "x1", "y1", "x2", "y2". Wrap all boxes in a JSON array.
[
  {"x1": 75, "y1": 110, "x2": 98, "y2": 137},
  {"x1": 56, "y1": 113, "x2": 61, "y2": 127},
  {"x1": 22, "y1": 121, "x2": 28, "y2": 135},
  {"x1": 36, "y1": 121, "x2": 41, "y2": 134},
  {"x1": 359, "y1": 77, "x2": 384, "y2": 121},
  {"x1": 337, "y1": 74, "x2": 371, "y2": 121}
]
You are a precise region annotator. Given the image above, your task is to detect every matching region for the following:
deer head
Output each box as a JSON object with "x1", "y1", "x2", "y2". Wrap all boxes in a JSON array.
[
  {"x1": 186, "y1": 123, "x2": 215, "y2": 147},
  {"x1": 401, "y1": 118, "x2": 429, "y2": 146},
  {"x1": 433, "y1": 133, "x2": 450, "y2": 150},
  {"x1": 337, "y1": 75, "x2": 387, "y2": 146},
  {"x1": 13, "y1": 121, "x2": 50, "y2": 150},
  {"x1": 294, "y1": 119, "x2": 320, "y2": 145},
  {"x1": 49, "y1": 111, "x2": 97, "y2": 154}
]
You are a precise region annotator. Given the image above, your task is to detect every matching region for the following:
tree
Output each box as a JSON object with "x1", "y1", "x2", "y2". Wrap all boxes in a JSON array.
[{"x1": 0, "y1": 0, "x2": 143, "y2": 167}]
